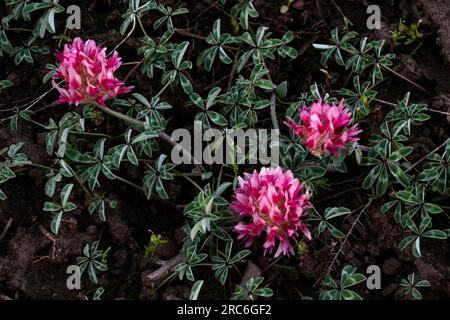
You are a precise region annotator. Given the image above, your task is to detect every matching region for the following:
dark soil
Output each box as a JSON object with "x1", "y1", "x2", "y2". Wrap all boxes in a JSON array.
[{"x1": 0, "y1": 0, "x2": 449, "y2": 300}]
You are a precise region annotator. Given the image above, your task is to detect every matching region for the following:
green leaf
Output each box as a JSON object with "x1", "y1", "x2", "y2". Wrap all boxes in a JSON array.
[
  {"x1": 254, "y1": 288, "x2": 273, "y2": 297},
  {"x1": 132, "y1": 131, "x2": 158, "y2": 144},
  {"x1": 362, "y1": 164, "x2": 382, "y2": 189},
  {"x1": 324, "y1": 207, "x2": 351, "y2": 220},
  {"x1": 0, "y1": 80, "x2": 12, "y2": 90},
  {"x1": 320, "y1": 289, "x2": 340, "y2": 300},
  {"x1": 342, "y1": 274, "x2": 366, "y2": 288},
  {"x1": 341, "y1": 289, "x2": 363, "y2": 300},
  {"x1": 255, "y1": 79, "x2": 273, "y2": 90},
  {"x1": 411, "y1": 288, "x2": 422, "y2": 300},
  {"x1": 208, "y1": 111, "x2": 227, "y2": 126},
  {"x1": 396, "y1": 191, "x2": 420, "y2": 205},
  {"x1": 389, "y1": 147, "x2": 413, "y2": 161},
  {"x1": 179, "y1": 73, "x2": 193, "y2": 95},
  {"x1": 328, "y1": 224, "x2": 345, "y2": 238},
  {"x1": 323, "y1": 275, "x2": 337, "y2": 288},
  {"x1": 189, "y1": 280, "x2": 204, "y2": 300},
  {"x1": 60, "y1": 184, "x2": 74, "y2": 207},
  {"x1": 173, "y1": 41, "x2": 189, "y2": 69},
  {"x1": 424, "y1": 203, "x2": 443, "y2": 215},
  {"x1": 376, "y1": 165, "x2": 388, "y2": 195},
  {"x1": 155, "y1": 177, "x2": 169, "y2": 199},
  {"x1": 275, "y1": 81, "x2": 288, "y2": 98},
  {"x1": 230, "y1": 249, "x2": 251, "y2": 263},
  {"x1": 422, "y1": 230, "x2": 447, "y2": 239},
  {"x1": 47, "y1": 8, "x2": 56, "y2": 33},
  {"x1": 43, "y1": 202, "x2": 61, "y2": 212},
  {"x1": 50, "y1": 211, "x2": 63, "y2": 234},
  {"x1": 236, "y1": 50, "x2": 253, "y2": 73},
  {"x1": 388, "y1": 163, "x2": 410, "y2": 187}
]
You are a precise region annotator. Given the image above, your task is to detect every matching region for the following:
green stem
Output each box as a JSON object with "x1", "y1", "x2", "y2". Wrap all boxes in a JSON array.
[
  {"x1": 194, "y1": 263, "x2": 214, "y2": 267},
  {"x1": 68, "y1": 165, "x2": 93, "y2": 201},
  {"x1": 270, "y1": 92, "x2": 279, "y2": 130},
  {"x1": 175, "y1": 29, "x2": 205, "y2": 41},
  {"x1": 27, "y1": 163, "x2": 54, "y2": 171},
  {"x1": 154, "y1": 272, "x2": 177, "y2": 292},
  {"x1": 69, "y1": 131, "x2": 112, "y2": 139},
  {"x1": 7, "y1": 28, "x2": 33, "y2": 32},
  {"x1": 114, "y1": 174, "x2": 144, "y2": 191},
  {"x1": 223, "y1": 45, "x2": 243, "y2": 52},
  {"x1": 122, "y1": 61, "x2": 143, "y2": 66},
  {"x1": 26, "y1": 118, "x2": 47, "y2": 129},
  {"x1": 174, "y1": 171, "x2": 203, "y2": 192},
  {"x1": 137, "y1": 17, "x2": 149, "y2": 38},
  {"x1": 382, "y1": 65, "x2": 429, "y2": 95},
  {"x1": 155, "y1": 80, "x2": 173, "y2": 99},
  {"x1": 216, "y1": 164, "x2": 224, "y2": 190},
  {"x1": 98, "y1": 104, "x2": 144, "y2": 128}
]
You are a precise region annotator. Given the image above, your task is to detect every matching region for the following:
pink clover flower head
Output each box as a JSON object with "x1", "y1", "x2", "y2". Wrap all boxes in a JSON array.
[
  {"x1": 230, "y1": 166, "x2": 312, "y2": 257},
  {"x1": 285, "y1": 99, "x2": 361, "y2": 157},
  {"x1": 52, "y1": 37, "x2": 133, "y2": 106}
]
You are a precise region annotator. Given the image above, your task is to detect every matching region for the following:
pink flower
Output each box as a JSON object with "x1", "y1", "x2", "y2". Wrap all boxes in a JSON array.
[
  {"x1": 52, "y1": 37, "x2": 133, "y2": 106},
  {"x1": 230, "y1": 167, "x2": 312, "y2": 257},
  {"x1": 285, "y1": 99, "x2": 361, "y2": 157}
]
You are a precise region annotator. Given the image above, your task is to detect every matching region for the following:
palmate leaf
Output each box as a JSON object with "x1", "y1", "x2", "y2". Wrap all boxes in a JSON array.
[
  {"x1": 399, "y1": 273, "x2": 430, "y2": 300},
  {"x1": 311, "y1": 207, "x2": 350, "y2": 239},
  {"x1": 198, "y1": 19, "x2": 235, "y2": 71},
  {"x1": 313, "y1": 28, "x2": 357, "y2": 66},
  {"x1": 422, "y1": 140, "x2": 450, "y2": 193},
  {"x1": 88, "y1": 196, "x2": 115, "y2": 222},
  {"x1": 366, "y1": 39, "x2": 395, "y2": 84},
  {"x1": 320, "y1": 265, "x2": 366, "y2": 300},
  {"x1": 77, "y1": 241, "x2": 109, "y2": 284},
  {"x1": 230, "y1": 0, "x2": 258, "y2": 31},
  {"x1": 143, "y1": 154, "x2": 175, "y2": 199},
  {"x1": 339, "y1": 75, "x2": 377, "y2": 116}
]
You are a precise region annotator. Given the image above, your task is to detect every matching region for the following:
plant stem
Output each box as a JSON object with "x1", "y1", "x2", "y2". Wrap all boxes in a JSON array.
[
  {"x1": 216, "y1": 164, "x2": 224, "y2": 190},
  {"x1": 270, "y1": 92, "x2": 279, "y2": 130},
  {"x1": 374, "y1": 98, "x2": 396, "y2": 107},
  {"x1": 98, "y1": 105, "x2": 144, "y2": 128},
  {"x1": 122, "y1": 61, "x2": 143, "y2": 66},
  {"x1": 322, "y1": 202, "x2": 371, "y2": 281},
  {"x1": 8, "y1": 28, "x2": 33, "y2": 32},
  {"x1": 382, "y1": 65, "x2": 430, "y2": 95},
  {"x1": 26, "y1": 118, "x2": 47, "y2": 129},
  {"x1": 406, "y1": 138, "x2": 450, "y2": 172},
  {"x1": 27, "y1": 163, "x2": 54, "y2": 171},
  {"x1": 114, "y1": 174, "x2": 144, "y2": 191},
  {"x1": 155, "y1": 80, "x2": 173, "y2": 99},
  {"x1": 174, "y1": 171, "x2": 203, "y2": 192},
  {"x1": 175, "y1": 29, "x2": 206, "y2": 41},
  {"x1": 110, "y1": 18, "x2": 136, "y2": 54},
  {"x1": 68, "y1": 165, "x2": 93, "y2": 201},
  {"x1": 154, "y1": 272, "x2": 177, "y2": 292},
  {"x1": 428, "y1": 109, "x2": 450, "y2": 116},
  {"x1": 69, "y1": 131, "x2": 113, "y2": 138},
  {"x1": 137, "y1": 17, "x2": 149, "y2": 37}
]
